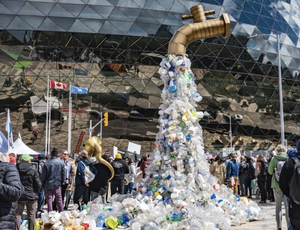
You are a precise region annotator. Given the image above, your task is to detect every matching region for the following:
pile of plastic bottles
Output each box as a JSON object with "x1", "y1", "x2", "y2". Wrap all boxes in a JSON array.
[{"x1": 38, "y1": 55, "x2": 263, "y2": 229}]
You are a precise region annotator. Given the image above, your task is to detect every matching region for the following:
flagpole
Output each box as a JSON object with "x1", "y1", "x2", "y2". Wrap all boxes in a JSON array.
[
  {"x1": 45, "y1": 77, "x2": 49, "y2": 154},
  {"x1": 6, "y1": 108, "x2": 10, "y2": 154},
  {"x1": 68, "y1": 83, "x2": 72, "y2": 153},
  {"x1": 48, "y1": 86, "x2": 52, "y2": 155}
]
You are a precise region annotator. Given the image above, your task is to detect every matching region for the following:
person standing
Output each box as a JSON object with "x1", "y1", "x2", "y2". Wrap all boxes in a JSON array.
[
  {"x1": 226, "y1": 153, "x2": 239, "y2": 195},
  {"x1": 110, "y1": 153, "x2": 129, "y2": 195},
  {"x1": 279, "y1": 142, "x2": 300, "y2": 230},
  {"x1": 60, "y1": 150, "x2": 76, "y2": 210},
  {"x1": 244, "y1": 156, "x2": 255, "y2": 198},
  {"x1": 209, "y1": 154, "x2": 226, "y2": 185},
  {"x1": 255, "y1": 153, "x2": 268, "y2": 203},
  {"x1": 267, "y1": 151, "x2": 275, "y2": 202},
  {"x1": 90, "y1": 155, "x2": 111, "y2": 203},
  {"x1": 238, "y1": 156, "x2": 247, "y2": 196},
  {"x1": 73, "y1": 150, "x2": 97, "y2": 209},
  {"x1": 37, "y1": 154, "x2": 46, "y2": 211},
  {"x1": 0, "y1": 152, "x2": 23, "y2": 230},
  {"x1": 268, "y1": 145, "x2": 289, "y2": 230},
  {"x1": 140, "y1": 154, "x2": 150, "y2": 178},
  {"x1": 15, "y1": 154, "x2": 42, "y2": 230},
  {"x1": 41, "y1": 148, "x2": 65, "y2": 212},
  {"x1": 124, "y1": 156, "x2": 136, "y2": 194}
]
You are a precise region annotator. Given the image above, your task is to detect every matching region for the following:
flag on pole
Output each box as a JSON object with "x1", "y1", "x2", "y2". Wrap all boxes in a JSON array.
[
  {"x1": 58, "y1": 63, "x2": 72, "y2": 69},
  {"x1": 0, "y1": 131, "x2": 8, "y2": 153},
  {"x1": 5, "y1": 109, "x2": 14, "y2": 149},
  {"x1": 71, "y1": 85, "x2": 88, "y2": 94},
  {"x1": 74, "y1": 69, "x2": 88, "y2": 76},
  {"x1": 50, "y1": 80, "x2": 67, "y2": 89}
]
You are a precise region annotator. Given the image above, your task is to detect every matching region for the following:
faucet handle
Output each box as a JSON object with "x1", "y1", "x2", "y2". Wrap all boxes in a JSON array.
[
  {"x1": 204, "y1": 10, "x2": 215, "y2": 16},
  {"x1": 182, "y1": 10, "x2": 215, "y2": 20},
  {"x1": 181, "y1": 14, "x2": 193, "y2": 20}
]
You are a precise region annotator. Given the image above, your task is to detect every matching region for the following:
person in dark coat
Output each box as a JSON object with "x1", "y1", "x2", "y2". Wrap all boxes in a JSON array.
[
  {"x1": 15, "y1": 154, "x2": 42, "y2": 230},
  {"x1": 73, "y1": 150, "x2": 97, "y2": 209},
  {"x1": 111, "y1": 153, "x2": 129, "y2": 195},
  {"x1": 89, "y1": 155, "x2": 111, "y2": 203},
  {"x1": 279, "y1": 140, "x2": 300, "y2": 230},
  {"x1": 0, "y1": 153, "x2": 23, "y2": 230},
  {"x1": 243, "y1": 156, "x2": 255, "y2": 198},
  {"x1": 41, "y1": 148, "x2": 65, "y2": 212}
]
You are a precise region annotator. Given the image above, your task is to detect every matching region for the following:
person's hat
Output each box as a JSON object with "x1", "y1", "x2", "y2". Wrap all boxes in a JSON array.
[
  {"x1": 51, "y1": 148, "x2": 59, "y2": 156},
  {"x1": 115, "y1": 153, "x2": 122, "y2": 159},
  {"x1": 79, "y1": 150, "x2": 88, "y2": 157},
  {"x1": 38, "y1": 153, "x2": 45, "y2": 160},
  {"x1": 22, "y1": 154, "x2": 33, "y2": 162}
]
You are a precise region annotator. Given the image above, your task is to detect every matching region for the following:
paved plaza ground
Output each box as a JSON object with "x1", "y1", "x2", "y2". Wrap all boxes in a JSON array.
[{"x1": 232, "y1": 198, "x2": 288, "y2": 230}]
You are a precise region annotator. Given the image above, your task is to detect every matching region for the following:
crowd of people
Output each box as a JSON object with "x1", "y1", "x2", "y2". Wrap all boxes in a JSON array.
[
  {"x1": 3, "y1": 141, "x2": 300, "y2": 230},
  {"x1": 209, "y1": 141, "x2": 300, "y2": 230},
  {"x1": 0, "y1": 148, "x2": 149, "y2": 230}
]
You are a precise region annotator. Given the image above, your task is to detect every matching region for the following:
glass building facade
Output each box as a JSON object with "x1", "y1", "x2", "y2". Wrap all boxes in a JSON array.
[{"x1": 1, "y1": 0, "x2": 300, "y2": 153}]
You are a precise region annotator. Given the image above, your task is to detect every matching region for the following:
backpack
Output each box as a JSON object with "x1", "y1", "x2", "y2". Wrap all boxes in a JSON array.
[
  {"x1": 274, "y1": 159, "x2": 287, "y2": 182},
  {"x1": 248, "y1": 162, "x2": 256, "y2": 180},
  {"x1": 290, "y1": 157, "x2": 300, "y2": 205},
  {"x1": 259, "y1": 160, "x2": 269, "y2": 176}
]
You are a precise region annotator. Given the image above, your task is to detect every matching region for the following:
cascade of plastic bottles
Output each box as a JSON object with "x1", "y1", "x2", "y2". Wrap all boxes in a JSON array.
[{"x1": 83, "y1": 55, "x2": 261, "y2": 230}]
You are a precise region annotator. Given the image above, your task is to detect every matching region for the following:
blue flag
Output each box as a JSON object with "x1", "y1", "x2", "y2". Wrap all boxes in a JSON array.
[
  {"x1": 0, "y1": 131, "x2": 8, "y2": 153},
  {"x1": 71, "y1": 85, "x2": 88, "y2": 94},
  {"x1": 74, "y1": 69, "x2": 88, "y2": 75}
]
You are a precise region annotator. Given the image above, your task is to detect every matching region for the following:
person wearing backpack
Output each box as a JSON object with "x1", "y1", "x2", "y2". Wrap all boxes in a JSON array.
[
  {"x1": 268, "y1": 144, "x2": 289, "y2": 230},
  {"x1": 255, "y1": 153, "x2": 268, "y2": 203},
  {"x1": 279, "y1": 141, "x2": 300, "y2": 230}
]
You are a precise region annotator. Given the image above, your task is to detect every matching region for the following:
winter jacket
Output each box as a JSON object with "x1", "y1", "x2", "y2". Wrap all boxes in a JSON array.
[
  {"x1": 0, "y1": 162, "x2": 23, "y2": 230},
  {"x1": 89, "y1": 162, "x2": 111, "y2": 193},
  {"x1": 226, "y1": 158, "x2": 239, "y2": 179},
  {"x1": 75, "y1": 157, "x2": 98, "y2": 186},
  {"x1": 210, "y1": 161, "x2": 226, "y2": 185},
  {"x1": 111, "y1": 158, "x2": 129, "y2": 180},
  {"x1": 17, "y1": 162, "x2": 42, "y2": 201},
  {"x1": 140, "y1": 160, "x2": 150, "y2": 178},
  {"x1": 61, "y1": 158, "x2": 76, "y2": 186},
  {"x1": 268, "y1": 152, "x2": 288, "y2": 189},
  {"x1": 279, "y1": 151, "x2": 300, "y2": 219},
  {"x1": 41, "y1": 156, "x2": 65, "y2": 190},
  {"x1": 125, "y1": 163, "x2": 137, "y2": 183}
]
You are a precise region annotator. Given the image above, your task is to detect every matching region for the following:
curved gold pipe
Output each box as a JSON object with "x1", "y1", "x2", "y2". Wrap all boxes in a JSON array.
[
  {"x1": 168, "y1": 5, "x2": 230, "y2": 55},
  {"x1": 85, "y1": 136, "x2": 114, "y2": 181}
]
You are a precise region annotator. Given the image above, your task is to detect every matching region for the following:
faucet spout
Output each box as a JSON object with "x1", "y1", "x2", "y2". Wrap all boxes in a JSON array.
[{"x1": 168, "y1": 5, "x2": 230, "y2": 55}]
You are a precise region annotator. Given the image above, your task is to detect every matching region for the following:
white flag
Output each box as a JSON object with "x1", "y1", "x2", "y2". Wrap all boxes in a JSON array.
[{"x1": 5, "y1": 109, "x2": 14, "y2": 149}]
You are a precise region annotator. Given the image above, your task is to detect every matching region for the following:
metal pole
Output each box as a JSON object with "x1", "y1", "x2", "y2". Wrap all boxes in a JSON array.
[
  {"x1": 100, "y1": 112, "x2": 103, "y2": 139},
  {"x1": 89, "y1": 120, "x2": 92, "y2": 138},
  {"x1": 229, "y1": 115, "x2": 232, "y2": 148},
  {"x1": 277, "y1": 34, "x2": 285, "y2": 145},
  {"x1": 68, "y1": 83, "x2": 72, "y2": 153}
]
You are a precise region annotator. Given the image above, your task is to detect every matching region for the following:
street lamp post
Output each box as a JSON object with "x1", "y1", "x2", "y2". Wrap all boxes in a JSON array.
[
  {"x1": 223, "y1": 114, "x2": 232, "y2": 148},
  {"x1": 86, "y1": 110, "x2": 103, "y2": 138},
  {"x1": 248, "y1": 33, "x2": 284, "y2": 145}
]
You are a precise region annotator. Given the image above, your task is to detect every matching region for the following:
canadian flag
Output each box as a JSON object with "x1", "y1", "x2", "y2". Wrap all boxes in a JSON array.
[
  {"x1": 58, "y1": 63, "x2": 72, "y2": 69},
  {"x1": 50, "y1": 80, "x2": 67, "y2": 89}
]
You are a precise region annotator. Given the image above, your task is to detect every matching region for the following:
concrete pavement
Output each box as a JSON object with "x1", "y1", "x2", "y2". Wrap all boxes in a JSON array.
[{"x1": 231, "y1": 198, "x2": 288, "y2": 230}]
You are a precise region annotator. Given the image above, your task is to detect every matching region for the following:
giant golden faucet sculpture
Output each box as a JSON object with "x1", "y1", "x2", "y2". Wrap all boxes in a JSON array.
[
  {"x1": 168, "y1": 5, "x2": 230, "y2": 55},
  {"x1": 84, "y1": 136, "x2": 114, "y2": 181}
]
